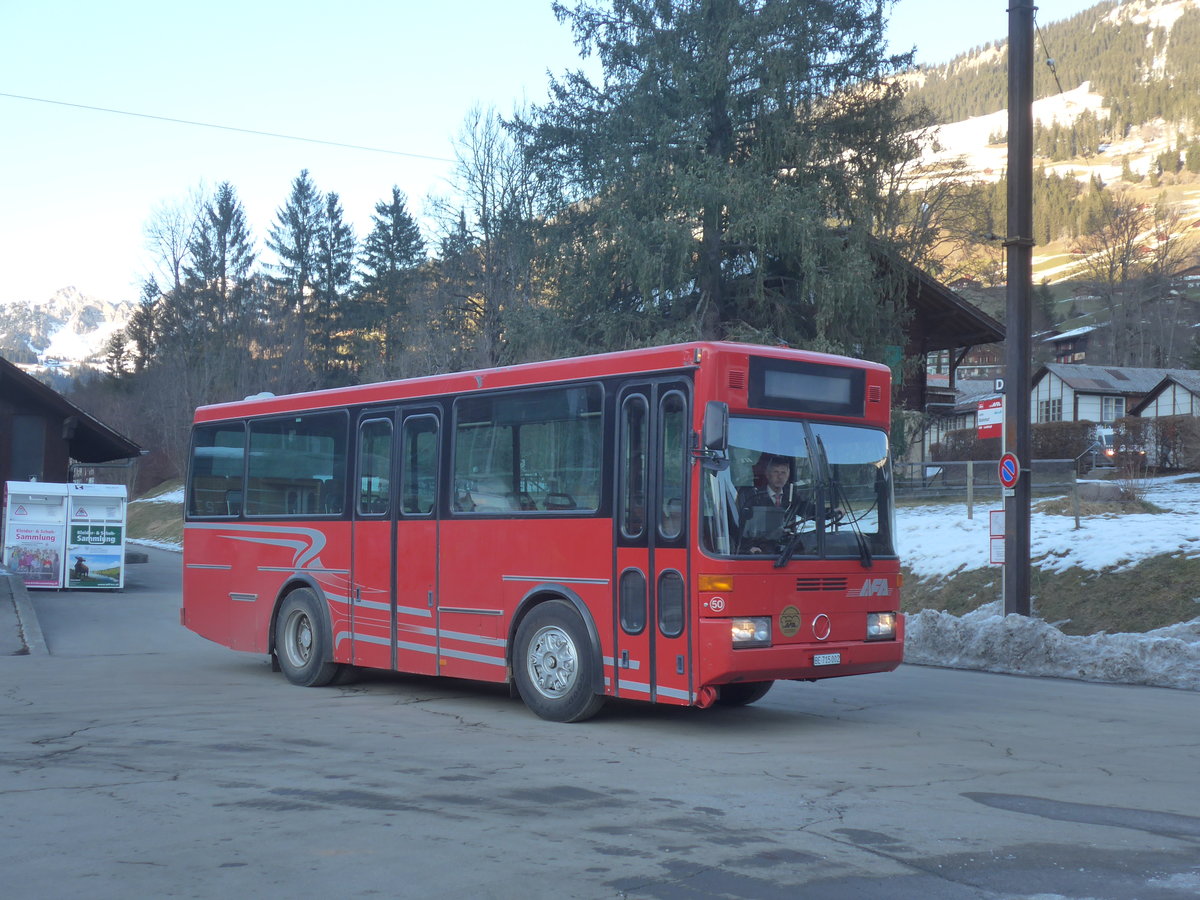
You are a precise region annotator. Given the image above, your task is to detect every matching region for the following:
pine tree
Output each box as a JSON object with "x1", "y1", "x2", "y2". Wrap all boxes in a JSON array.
[
  {"x1": 267, "y1": 169, "x2": 324, "y2": 317},
  {"x1": 186, "y1": 182, "x2": 257, "y2": 329},
  {"x1": 521, "y1": 0, "x2": 919, "y2": 355},
  {"x1": 311, "y1": 192, "x2": 357, "y2": 383},
  {"x1": 357, "y1": 187, "x2": 426, "y2": 373}
]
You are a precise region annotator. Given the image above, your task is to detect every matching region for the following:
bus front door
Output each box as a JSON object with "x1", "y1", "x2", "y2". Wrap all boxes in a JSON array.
[
  {"x1": 351, "y1": 408, "x2": 440, "y2": 675},
  {"x1": 614, "y1": 381, "x2": 693, "y2": 706}
]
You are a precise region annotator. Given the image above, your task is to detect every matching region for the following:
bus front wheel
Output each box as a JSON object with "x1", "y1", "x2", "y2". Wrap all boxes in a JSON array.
[
  {"x1": 513, "y1": 602, "x2": 604, "y2": 723},
  {"x1": 274, "y1": 588, "x2": 341, "y2": 687},
  {"x1": 716, "y1": 681, "x2": 774, "y2": 706}
]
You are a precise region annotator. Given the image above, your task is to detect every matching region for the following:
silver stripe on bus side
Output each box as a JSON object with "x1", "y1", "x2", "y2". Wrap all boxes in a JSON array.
[
  {"x1": 603, "y1": 655, "x2": 642, "y2": 671},
  {"x1": 352, "y1": 599, "x2": 433, "y2": 618},
  {"x1": 439, "y1": 607, "x2": 503, "y2": 616},
  {"x1": 186, "y1": 563, "x2": 232, "y2": 570},
  {"x1": 438, "y1": 646, "x2": 506, "y2": 667},
  {"x1": 618, "y1": 680, "x2": 652, "y2": 696},
  {"x1": 394, "y1": 624, "x2": 504, "y2": 648},
  {"x1": 187, "y1": 523, "x2": 329, "y2": 569},
  {"x1": 440, "y1": 631, "x2": 506, "y2": 648},
  {"x1": 259, "y1": 566, "x2": 349, "y2": 575},
  {"x1": 501, "y1": 575, "x2": 611, "y2": 585},
  {"x1": 397, "y1": 641, "x2": 437, "y2": 656},
  {"x1": 656, "y1": 685, "x2": 694, "y2": 702},
  {"x1": 335, "y1": 632, "x2": 438, "y2": 657}
]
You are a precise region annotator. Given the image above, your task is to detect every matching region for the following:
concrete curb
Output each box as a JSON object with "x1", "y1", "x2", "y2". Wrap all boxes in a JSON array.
[{"x1": 2, "y1": 571, "x2": 49, "y2": 656}]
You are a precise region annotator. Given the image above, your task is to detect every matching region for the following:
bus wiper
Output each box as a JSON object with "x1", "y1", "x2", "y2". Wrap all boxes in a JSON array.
[
  {"x1": 773, "y1": 517, "x2": 805, "y2": 568},
  {"x1": 831, "y1": 477, "x2": 872, "y2": 569},
  {"x1": 814, "y1": 434, "x2": 871, "y2": 569},
  {"x1": 773, "y1": 491, "x2": 809, "y2": 568}
]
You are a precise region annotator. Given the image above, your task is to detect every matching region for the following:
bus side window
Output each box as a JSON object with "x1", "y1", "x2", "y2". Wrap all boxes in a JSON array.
[
  {"x1": 659, "y1": 391, "x2": 687, "y2": 541},
  {"x1": 619, "y1": 395, "x2": 649, "y2": 539},
  {"x1": 454, "y1": 385, "x2": 602, "y2": 516},
  {"x1": 357, "y1": 418, "x2": 392, "y2": 517},
  {"x1": 401, "y1": 415, "x2": 438, "y2": 515},
  {"x1": 188, "y1": 423, "x2": 245, "y2": 519},
  {"x1": 247, "y1": 413, "x2": 348, "y2": 517}
]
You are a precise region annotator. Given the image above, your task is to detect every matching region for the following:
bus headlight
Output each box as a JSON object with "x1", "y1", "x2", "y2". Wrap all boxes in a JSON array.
[
  {"x1": 867, "y1": 612, "x2": 897, "y2": 641},
  {"x1": 731, "y1": 617, "x2": 771, "y2": 648}
]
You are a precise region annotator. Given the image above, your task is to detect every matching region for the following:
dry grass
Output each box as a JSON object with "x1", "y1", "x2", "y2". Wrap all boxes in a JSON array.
[
  {"x1": 125, "y1": 481, "x2": 184, "y2": 546},
  {"x1": 1033, "y1": 496, "x2": 1166, "y2": 516},
  {"x1": 903, "y1": 553, "x2": 1200, "y2": 636}
]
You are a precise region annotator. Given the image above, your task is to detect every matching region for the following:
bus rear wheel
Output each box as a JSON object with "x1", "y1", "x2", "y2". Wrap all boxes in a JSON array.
[
  {"x1": 716, "y1": 681, "x2": 774, "y2": 706},
  {"x1": 275, "y1": 588, "x2": 341, "y2": 687},
  {"x1": 513, "y1": 602, "x2": 604, "y2": 723}
]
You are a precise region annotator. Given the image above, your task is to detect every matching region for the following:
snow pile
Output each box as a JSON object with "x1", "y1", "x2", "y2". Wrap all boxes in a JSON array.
[
  {"x1": 899, "y1": 476, "x2": 1200, "y2": 691},
  {"x1": 906, "y1": 602, "x2": 1200, "y2": 691}
]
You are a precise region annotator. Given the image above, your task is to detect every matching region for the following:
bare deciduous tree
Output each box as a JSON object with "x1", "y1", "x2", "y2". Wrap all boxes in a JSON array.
[{"x1": 143, "y1": 184, "x2": 206, "y2": 294}]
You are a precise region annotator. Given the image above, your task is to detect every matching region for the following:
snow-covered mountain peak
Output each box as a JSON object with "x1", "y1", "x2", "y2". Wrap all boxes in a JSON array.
[{"x1": 0, "y1": 287, "x2": 136, "y2": 370}]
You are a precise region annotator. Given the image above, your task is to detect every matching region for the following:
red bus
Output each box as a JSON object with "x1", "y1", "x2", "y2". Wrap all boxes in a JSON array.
[{"x1": 182, "y1": 342, "x2": 902, "y2": 721}]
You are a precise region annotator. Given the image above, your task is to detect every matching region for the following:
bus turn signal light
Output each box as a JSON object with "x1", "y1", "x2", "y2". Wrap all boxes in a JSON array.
[{"x1": 699, "y1": 574, "x2": 734, "y2": 592}]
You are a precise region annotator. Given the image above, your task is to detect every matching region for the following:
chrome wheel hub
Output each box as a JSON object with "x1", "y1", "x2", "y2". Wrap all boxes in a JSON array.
[{"x1": 526, "y1": 625, "x2": 578, "y2": 698}]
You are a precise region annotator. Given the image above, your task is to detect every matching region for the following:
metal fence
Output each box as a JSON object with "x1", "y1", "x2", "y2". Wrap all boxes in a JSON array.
[{"x1": 894, "y1": 459, "x2": 1078, "y2": 517}]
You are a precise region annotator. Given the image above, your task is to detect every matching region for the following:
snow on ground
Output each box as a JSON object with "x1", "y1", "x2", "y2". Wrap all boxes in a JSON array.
[
  {"x1": 915, "y1": 82, "x2": 1109, "y2": 184},
  {"x1": 898, "y1": 475, "x2": 1200, "y2": 578},
  {"x1": 130, "y1": 476, "x2": 1200, "y2": 691},
  {"x1": 134, "y1": 487, "x2": 185, "y2": 505},
  {"x1": 899, "y1": 475, "x2": 1200, "y2": 691}
]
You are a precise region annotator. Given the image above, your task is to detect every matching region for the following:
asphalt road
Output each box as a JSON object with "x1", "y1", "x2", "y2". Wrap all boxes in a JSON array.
[{"x1": 2, "y1": 547, "x2": 1199, "y2": 899}]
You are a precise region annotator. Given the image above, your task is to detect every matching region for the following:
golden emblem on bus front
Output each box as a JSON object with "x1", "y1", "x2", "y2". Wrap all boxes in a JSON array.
[{"x1": 779, "y1": 605, "x2": 802, "y2": 637}]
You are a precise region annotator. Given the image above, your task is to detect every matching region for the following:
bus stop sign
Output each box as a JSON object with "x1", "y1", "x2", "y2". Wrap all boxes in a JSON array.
[{"x1": 998, "y1": 452, "x2": 1020, "y2": 490}]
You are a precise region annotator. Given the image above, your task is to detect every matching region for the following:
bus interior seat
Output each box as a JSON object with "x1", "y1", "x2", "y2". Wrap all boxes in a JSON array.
[
  {"x1": 320, "y1": 479, "x2": 344, "y2": 514},
  {"x1": 544, "y1": 492, "x2": 576, "y2": 510}
]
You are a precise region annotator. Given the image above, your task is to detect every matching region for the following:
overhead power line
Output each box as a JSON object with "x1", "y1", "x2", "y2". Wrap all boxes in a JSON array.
[
  {"x1": 0, "y1": 90, "x2": 455, "y2": 163},
  {"x1": 1034, "y1": 15, "x2": 1065, "y2": 96}
]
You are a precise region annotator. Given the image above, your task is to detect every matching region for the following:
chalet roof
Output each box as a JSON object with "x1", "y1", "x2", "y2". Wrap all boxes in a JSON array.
[
  {"x1": 900, "y1": 259, "x2": 1005, "y2": 352},
  {"x1": 1043, "y1": 324, "x2": 1101, "y2": 342},
  {"x1": 0, "y1": 356, "x2": 142, "y2": 463},
  {"x1": 1129, "y1": 371, "x2": 1200, "y2": 415},
  {"x1": 956, "y1": 379, "x2": 999, "y2": 400},
  {"x1": 948, "y1": 380, "x2": 1002, "y2": 414},
  {"x1": 1033, "y1": 362, "x2": 1197, "y2": 396}
]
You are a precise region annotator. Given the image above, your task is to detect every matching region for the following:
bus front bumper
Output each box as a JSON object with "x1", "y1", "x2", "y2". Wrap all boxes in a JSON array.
[{"x1": 698, "y1": 618, "x2": 904, "y2": 685}]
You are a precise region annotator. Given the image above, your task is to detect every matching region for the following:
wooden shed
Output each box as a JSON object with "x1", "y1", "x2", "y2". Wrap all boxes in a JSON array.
[{"x1": 0, "y1": 356, "x2": 142, "y2": 484}]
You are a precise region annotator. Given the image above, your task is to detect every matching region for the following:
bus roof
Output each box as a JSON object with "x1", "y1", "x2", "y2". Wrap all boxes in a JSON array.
[{"x1": 193, "y1": 341, "x2": 890, "y2": 423}]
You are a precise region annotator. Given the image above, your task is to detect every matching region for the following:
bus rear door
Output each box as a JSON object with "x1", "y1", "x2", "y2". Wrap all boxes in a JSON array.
[{"x1": 351, "y1": 408, "x2": 440, "y2": 675}]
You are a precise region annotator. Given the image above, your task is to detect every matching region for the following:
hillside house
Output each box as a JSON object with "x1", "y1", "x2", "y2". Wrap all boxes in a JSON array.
[
  {"x1": 1044, "y1": 324, "x2": 1106, "y2": 365},
  {"x1": 1031, "y1": 363, "x2": 1195, "y2": 424},
  {"x1": 1129, "y1": 371, "x2": 1200, "y2": 418}
]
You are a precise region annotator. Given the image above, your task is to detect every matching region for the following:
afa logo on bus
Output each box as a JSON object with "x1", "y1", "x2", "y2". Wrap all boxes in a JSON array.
[{"x1": 851, "y1": 578, "x2": 892, "y2": 598}]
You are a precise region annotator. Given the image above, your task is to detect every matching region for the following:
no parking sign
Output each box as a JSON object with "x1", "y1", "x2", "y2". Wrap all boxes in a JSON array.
[{"x1": 998, "y1": 452, "x2": 1020, "y2": 492}]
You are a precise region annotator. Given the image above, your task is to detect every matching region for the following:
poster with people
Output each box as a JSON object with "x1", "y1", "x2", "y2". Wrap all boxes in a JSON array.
[{"x1": 4, "y1": 529, "x2": 64, "y2": 588}]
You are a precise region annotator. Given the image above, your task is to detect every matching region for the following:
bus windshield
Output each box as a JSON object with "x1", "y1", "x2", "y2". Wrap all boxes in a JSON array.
[{"x1": 701, "y1": 417, "x2": 896, "y2": 563}]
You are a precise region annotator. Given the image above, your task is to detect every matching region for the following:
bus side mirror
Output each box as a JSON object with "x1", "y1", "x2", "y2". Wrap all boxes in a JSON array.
[{"x1": 702, "y1": 401, "x2": 729, "y2": 452}]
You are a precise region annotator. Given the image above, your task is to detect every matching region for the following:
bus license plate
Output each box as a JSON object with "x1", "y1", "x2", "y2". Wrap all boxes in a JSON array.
[{"x1": 813, "y1": 653, "x2": 841, "y2": 666}]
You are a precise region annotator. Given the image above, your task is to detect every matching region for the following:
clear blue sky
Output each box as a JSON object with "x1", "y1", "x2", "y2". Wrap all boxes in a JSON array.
[{"x1": 0, "y1": 0, "x2": 1102, "y2": 306}]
